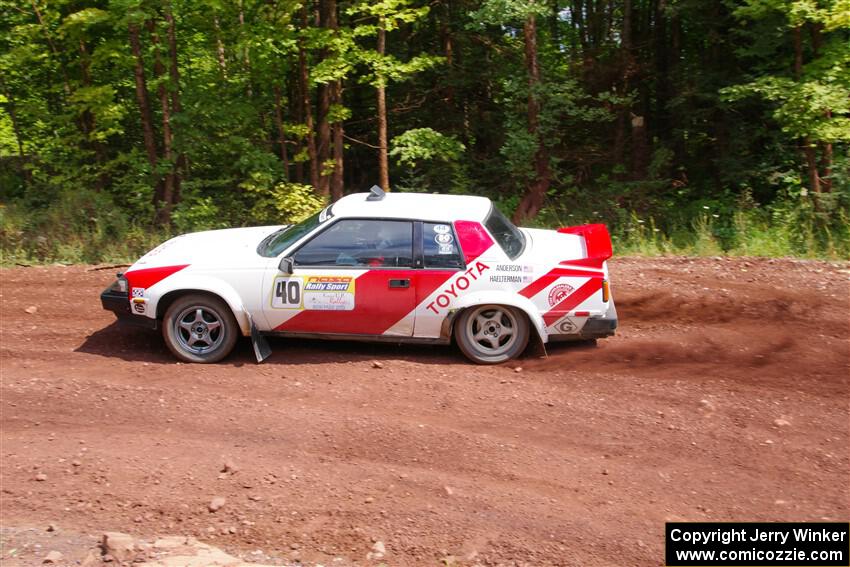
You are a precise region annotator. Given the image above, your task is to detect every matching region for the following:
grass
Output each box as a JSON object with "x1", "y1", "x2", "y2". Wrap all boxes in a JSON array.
[
  {"x1": 614, "y1": 210, "x2": 850, "y2": 260},
  {"x1": 2, "y1": 200, "x2": 849, "y2": 266}
]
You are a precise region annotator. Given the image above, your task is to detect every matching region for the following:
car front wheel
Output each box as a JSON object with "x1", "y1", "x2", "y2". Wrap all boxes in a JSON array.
[
  {"x1": 162, "y1": 294, "x2": 239, "y2": 363},
  {"x1": 455, "y1": 304, "x2": 530, "y2": 364}
]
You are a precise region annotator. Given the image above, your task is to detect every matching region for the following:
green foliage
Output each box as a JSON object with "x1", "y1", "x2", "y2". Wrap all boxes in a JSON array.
[
  {"x1": 390, "y1": 128, "x2": 468, "y2": 193},
  {"x1": 239, "y1": 176, "x2": 327, "y2": 225},
  {"x1": 0, "y1": 0, "x2": 848, "y2": 264},
  {"x1": 390, "y1": 128, "x2": 465, "y2": 168}
]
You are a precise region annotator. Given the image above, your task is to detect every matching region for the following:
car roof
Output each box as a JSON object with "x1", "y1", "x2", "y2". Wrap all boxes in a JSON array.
[{"x1": 330, "y1": 192, "x2": 493, "y2": 223}]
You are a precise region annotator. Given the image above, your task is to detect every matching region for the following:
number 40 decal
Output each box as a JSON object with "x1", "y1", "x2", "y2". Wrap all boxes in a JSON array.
[{"x1": 272, "y1": 277, "x2": 302, "y2": 309}]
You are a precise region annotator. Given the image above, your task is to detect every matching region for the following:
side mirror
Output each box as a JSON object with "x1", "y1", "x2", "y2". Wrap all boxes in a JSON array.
[{"x1": 278, "y1": 256, "x2": 294, "y2": 274}]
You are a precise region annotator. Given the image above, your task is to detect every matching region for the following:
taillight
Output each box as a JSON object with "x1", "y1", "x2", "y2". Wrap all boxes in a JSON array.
[{"x1": 602, "y1": 280, "x2": 610, "y2": 302}]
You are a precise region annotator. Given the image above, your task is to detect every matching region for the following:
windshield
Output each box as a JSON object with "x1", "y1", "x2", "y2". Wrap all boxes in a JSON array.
[
  {"x1": 257, "y1": 209, "x2": 325, "y2": 257},
  {"x1": 484, "y1": 205, "x2": 525, "y2": 260}
]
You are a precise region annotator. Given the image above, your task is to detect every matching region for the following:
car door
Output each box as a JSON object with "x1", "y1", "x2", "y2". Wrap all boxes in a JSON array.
[{"x1": 262, "y1": 218, "x2": 418, "y2": 336}]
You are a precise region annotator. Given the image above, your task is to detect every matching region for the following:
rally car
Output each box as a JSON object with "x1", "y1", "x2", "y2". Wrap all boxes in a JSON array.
[{"x1": 101, "y1": 186, "x2": 617, "y2": 364}]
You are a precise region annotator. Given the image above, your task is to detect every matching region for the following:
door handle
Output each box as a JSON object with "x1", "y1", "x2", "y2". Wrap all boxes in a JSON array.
[{"x1": 388, "y1": 278, "x2": 410, "y2": 289}]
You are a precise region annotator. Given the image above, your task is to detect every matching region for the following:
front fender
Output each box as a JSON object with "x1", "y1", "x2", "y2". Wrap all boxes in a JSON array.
[
  {"x1": 148, "y1": 275, "x2": 251, "y2": 336},
  {"x1": 451, "y1": 291, "x2": 548, "y2": 343}
]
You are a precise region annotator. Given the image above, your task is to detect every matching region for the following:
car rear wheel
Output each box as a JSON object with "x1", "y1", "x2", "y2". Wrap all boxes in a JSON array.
[
  {"x1": 456, "y1": 304, "x2": 530, "y2": 364},
  {"x1": 162, "y1": 294, "x2": 239, "y2": 363}
]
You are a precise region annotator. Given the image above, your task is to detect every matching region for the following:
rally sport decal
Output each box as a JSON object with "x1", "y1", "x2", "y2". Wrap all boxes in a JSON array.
[{"x1": 272, "y1": 276, "x2": 355, "y2": 311}]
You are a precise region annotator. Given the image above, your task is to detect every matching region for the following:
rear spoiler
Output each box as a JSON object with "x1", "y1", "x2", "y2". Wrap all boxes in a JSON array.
[{"x1": 557, "y1": 223, "x2": 613, "y2": 269}]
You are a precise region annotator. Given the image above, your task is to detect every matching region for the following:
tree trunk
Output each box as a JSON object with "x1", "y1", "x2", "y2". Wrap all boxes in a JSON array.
[
  {"x1": 613, "y1": 0, "x2": 633, "y2": 172},
  {"x1": 317, "y1": 80, "x2": 332, "y2": 195},
  {"x1": 148, "y1": 19, "x2": 175, "y2": 225},
  {"x1": 513, "y1": 13, "x2": 551, "y2": 224},
  {"x1": 804, "y1": 143, "x2": 821, "y2": 195},
  {"x1": 331, "y1": 80, "x2": 345, "y2": 201},
  {"x1": 440, "y1": 0, "x2": 454, "y2": 105},
  {"x1": 793, "y1": 25, "x2": 802, "y2": 79},
  {"x1": 128, "y1": 22, "x2": 163, "y2": 214},
  {"x1": 377, "y1": 25, "x2": 390, "y2": 192},
  {"x1": 78, "y1": 39, "x2": 109, "y2": 190},
  {"x1": 300, "y1": 3, "x2": 321, "y2": 192},
  {"x1": 325, "y1": 0, "x2": 344, "y2": 201},
  {"x1": 213, "y1": 14, "x2": 228, "y2": 78},
  {"x1": 238, "y1": 0, "x2": 253, "y2": 97},
  {"x1": 809, "y1": 25, "x2": 831, "y2": 194},
  {"x1": 317, "y1": 0, "x2": 333, "y2": 193},
  {"x1": 653, "y1": 0, "x2": 669, "y2": 142},
  {"x1": 792, "y1": 25, "x2": 822, "y2": 196},
  {"x1": 820, "y1": 139, "x2": 832, "y2": 193},
  {"x1": 291, "y1": 70, "x2": 304, "y2": 184},
  {"x1": 273, "y1": 85, "x2": 290, "y2": 178},
  {"x1": 165, "y1": 3, "x2": 184, "y2": 204}
]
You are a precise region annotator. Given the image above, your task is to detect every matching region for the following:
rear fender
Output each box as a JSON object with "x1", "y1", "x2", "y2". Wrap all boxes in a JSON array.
[
  {"x1": 450, "y1": 291, "x2": 548, "y2": 343},
  {"x1": 148, "y1": 275, "x2": 251, "y2": 336}
]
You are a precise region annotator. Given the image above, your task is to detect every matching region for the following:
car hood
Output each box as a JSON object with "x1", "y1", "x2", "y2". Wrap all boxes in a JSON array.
[{"x1": 129, "y1": 225, "x2": 285, "y2": 271}]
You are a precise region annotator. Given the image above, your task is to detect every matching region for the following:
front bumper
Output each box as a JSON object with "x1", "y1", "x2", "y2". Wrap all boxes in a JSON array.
[{"x1": 100, "y1": 288, "x2": 158, "y2": 330}]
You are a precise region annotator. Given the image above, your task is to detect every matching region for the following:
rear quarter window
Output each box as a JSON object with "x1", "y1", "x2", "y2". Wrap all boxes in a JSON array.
[
  {"x1": 484, "y1": 206, "x2": 525, "y2": 260},
  {"x1": 423, "y1": 223, "x2": 463, "y2": 269}
]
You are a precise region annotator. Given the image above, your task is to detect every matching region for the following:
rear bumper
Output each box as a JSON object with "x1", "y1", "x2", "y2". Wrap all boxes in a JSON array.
[
  {"x1": 100, "y1": 288, "x2": 158, "y2": 330},
  {"x1": 548, "y1": 301, "x2": 618, "y2": 342},
  {"x1": 578, "y1": 315, "x2": 618, "y2": 338}
]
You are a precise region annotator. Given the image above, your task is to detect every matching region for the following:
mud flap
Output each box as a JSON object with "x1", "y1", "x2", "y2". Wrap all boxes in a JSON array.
[{"x1": 247, "y1": 314, "x2": 272, "y2": 363}]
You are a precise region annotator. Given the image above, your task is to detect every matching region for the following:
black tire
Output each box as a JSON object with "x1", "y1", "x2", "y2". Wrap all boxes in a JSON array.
[
  {"x1": 162, "y1": 294, "x2": 239, "y2": 363},
  {"x1": 455, "y1": 304, "x2": 530, "y2": 364}
]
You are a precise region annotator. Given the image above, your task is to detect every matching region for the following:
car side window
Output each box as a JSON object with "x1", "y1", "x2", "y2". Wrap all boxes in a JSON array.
[
  {"x1": 423, "y1": 222, "x2": 463, "y2": 269},
  {"x1": 293, "y1": 219, "x2": 414, "y2": 268}
]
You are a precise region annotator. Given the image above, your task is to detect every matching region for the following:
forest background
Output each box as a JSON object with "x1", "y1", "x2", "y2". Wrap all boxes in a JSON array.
[{"x1": 1, "y1": 0, "x2": 848, "y2": 263}]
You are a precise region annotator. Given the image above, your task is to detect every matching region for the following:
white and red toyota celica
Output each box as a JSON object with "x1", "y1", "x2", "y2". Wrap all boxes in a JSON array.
[{"x1": 102, "y1": 187, "x2": 617, "y2": 364}]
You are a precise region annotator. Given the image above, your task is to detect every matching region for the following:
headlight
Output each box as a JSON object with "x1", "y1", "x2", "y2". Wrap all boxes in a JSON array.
[{"x1": 110, "y1": 273, "x2": 128, "y2": 294}]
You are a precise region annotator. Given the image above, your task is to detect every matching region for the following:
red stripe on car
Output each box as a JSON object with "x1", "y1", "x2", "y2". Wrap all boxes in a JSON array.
[
  {"x1": 274, "y1": 270, "x2": 467, "y2": 335},
  {"x1": 519, "y1": 267, "x2": 602, "y2": 299},
  {"x1": 124, "y1": 264, "x2": 189, "y2": 295},
  {"x1": 542, "y1": 279, "x2": 603, "y2": 326},
  {"x1": 275, "y1": 225, "x2": 495, "y2": 335},
  {"x1": 560, "y1": 258, "x2": 606, "y2": 269}
]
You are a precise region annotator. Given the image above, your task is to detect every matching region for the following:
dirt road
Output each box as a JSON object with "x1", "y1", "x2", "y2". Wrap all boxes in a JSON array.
[{"x1": 2, "y1": 257, "x2": 848, "y2": 566}]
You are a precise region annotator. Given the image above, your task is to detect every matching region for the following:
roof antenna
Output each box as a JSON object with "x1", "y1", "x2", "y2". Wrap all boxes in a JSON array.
[{"x1": 366, "y1": 184, "x2": 386, "y2": 201}]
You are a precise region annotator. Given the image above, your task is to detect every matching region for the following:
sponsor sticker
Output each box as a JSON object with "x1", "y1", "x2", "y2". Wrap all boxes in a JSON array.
[
  {"x1": 426, "y1": 262, "x2": 490, "y2": 314},
  {"x1": 438, "y1": 244, "x2": 455, "y2": 255},
  {"x1": 490, "y1": 275, "x2": 522, "y2": 283},
  {"x1": 272, "y1": 276, "x2": 356, "y2": 311},
  {"x1": 133, "y1": 302, "x2": 146, "y2": 314},
  {"x1": 433, "y1": 224, "x2": 451, "y2": 234},
  {"x1": 548, "y1": 283, "x2": 575, "y2": 307},
  {"x1": 273, "y1": 277, "x2": 303, "y2": 309},
  {"x1": 131, "y1": 287, "x2": 145, "y2": 298},
  {"x1": 494, "y1": 264, "x2": 532, "y2": 273},
  {"x1": 556, "y1": 319, "x2": 576, "y2": 333},
  {"x1": 303, "y1": 276, "x2": 355, "y2": 311}
]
